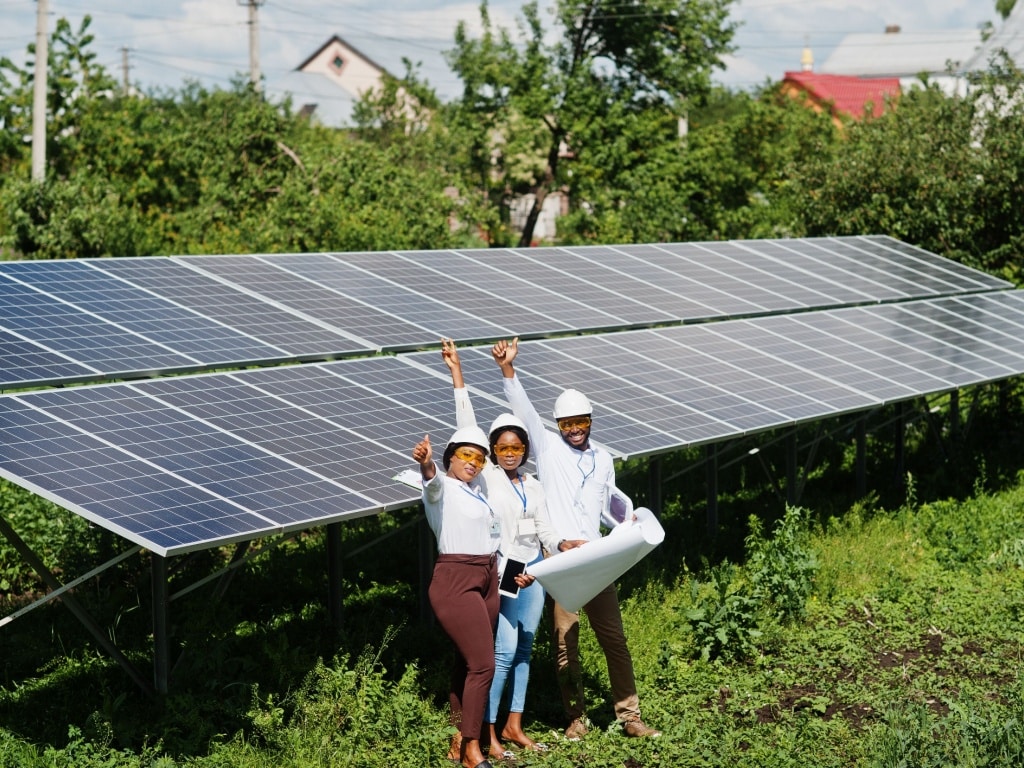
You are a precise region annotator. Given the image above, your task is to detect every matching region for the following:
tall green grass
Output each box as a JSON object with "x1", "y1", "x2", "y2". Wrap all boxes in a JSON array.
[{"x1": 4, "y1": 442, "x2": 1024, "y2": 765}]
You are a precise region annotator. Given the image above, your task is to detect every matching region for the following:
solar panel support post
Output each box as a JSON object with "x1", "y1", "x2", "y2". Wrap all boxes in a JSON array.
[
  {"x1": 786, "y1": 431, "x2": 798, "y2": 508},
  {"x1": 418, "y1": 516, "x2": 434, "y2": 625},
  {"x1": 151, "y1": 553, "x2": 169, "y2": 695},
  {"x1": 648, "y1": 456, "x2": 663, "y2": 516},
  {"x1": 705, "y1": 444, "x2": 718, "y2": 535},
  {"x1": 855, "y1": 416, "x2": 867, "y2": 498},
  {"x1": 894, "y1": 402, "x2": 906, "y2": 496},
  {"x1": 326, "y1": 522, "x2": 343, "y2": 631},
  {"x1": 949, "y1": 389, "x2": 960, "y2": 442},
  {"x1": 0, "y1": 514, "x2": 153, "y2": 695}
]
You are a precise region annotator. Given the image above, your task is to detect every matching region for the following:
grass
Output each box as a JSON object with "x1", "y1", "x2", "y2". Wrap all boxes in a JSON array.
[{"x1": 3, "y1": 396, "x2": 1024, "y2": 766}]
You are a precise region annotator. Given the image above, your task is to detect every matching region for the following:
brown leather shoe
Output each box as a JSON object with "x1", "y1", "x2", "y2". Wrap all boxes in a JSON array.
[
  {"x1": 564, "y1": 717, "x2": 588, "y2": 740},
  {"x1": 622, "y1": 717, "x2": 661, "y2": 738}
]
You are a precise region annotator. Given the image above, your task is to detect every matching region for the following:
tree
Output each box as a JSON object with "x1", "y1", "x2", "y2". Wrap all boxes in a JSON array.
[
  {"x1": 445, "y1": 0, "x2": 736, "y2": 247},
  {"x1": 782, "y1": 67, "x2": 1024, "y2": 282},
  {"x1": 997, "y1": 0, "x2": 1017, "y2": 20}
]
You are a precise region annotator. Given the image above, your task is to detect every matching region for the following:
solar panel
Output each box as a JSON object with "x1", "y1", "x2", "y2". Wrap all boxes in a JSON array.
[
  {"x1": 0, "y1": 272, "x2": 201, "y2": 376},
  {"x1": 172, "y1": 259, "x2": 399, "y2": 354},
  {"x1": 90, "y1": 257, "x2": 364, "y2": 359},
  {"x1": 5, "y1": 292, "x2": 1024, "y2": 556},
  {"x1": 1, "y1": 259, "x2": 300, "y2": 367},
  {"x1": 0, "y1": 236, "x2": 1012, "y2": 389}
]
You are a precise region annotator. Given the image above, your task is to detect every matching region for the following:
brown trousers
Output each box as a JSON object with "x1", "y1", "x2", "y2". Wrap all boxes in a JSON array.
[
  {"x1": 429, "y1": 554, "x2": 499, "y2": 739},
  {"x1": 552, "y1": 582, "x2": 640, "y2": 722}
]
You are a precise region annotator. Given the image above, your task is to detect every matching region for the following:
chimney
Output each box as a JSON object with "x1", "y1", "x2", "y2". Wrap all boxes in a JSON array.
[
  {"x1": 801, "y1": 36, "x2": 813, "y2": 72},
  {"x1": 885, "y1": 24, "x2": 901, "y2": 34}
]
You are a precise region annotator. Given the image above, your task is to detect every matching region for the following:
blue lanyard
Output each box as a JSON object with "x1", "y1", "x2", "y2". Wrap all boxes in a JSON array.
[
  {"x1": 460, "y1": 483, "x2": 495, "y2": 518},
  {"x1": 576, "y1": 448, "x2": 596, "y2": 488},
  {"x1": 508, "y1": 473, "x2": 527, "y2": 513}
]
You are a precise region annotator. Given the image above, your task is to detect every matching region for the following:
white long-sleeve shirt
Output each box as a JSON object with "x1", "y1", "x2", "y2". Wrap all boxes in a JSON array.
[
  {"x1": 422, "y1": 471, "x2": 501, "y2": 555},
  {"x1": 503, "y1": 374, "x2": 620, "y2": 542},
  {"x1": 453, "y1": 386, "x2": 560, "y2": 559}
]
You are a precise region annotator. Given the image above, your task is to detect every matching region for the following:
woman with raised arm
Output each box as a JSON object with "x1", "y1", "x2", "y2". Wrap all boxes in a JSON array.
[
  {"x1": 441, "y1": 338, "x2": 562, "y2": 759},
  {"x1": 412, "y1": 425, "x2": 502, "y2": 768}
]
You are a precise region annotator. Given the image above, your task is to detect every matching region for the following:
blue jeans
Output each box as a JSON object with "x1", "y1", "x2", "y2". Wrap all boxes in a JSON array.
[{"x1": 486, "y1": 552, "x2": 545, "y2": 721}]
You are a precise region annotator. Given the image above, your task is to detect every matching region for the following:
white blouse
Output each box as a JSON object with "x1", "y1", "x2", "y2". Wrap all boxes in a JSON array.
[{"x1": 422, "y1": 471, "x2": 501, "y2": 556}]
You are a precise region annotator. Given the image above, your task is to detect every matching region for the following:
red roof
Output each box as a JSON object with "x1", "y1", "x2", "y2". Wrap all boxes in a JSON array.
[{"x1": 782, "y1": 72, "x2": 901, "y2": 119}]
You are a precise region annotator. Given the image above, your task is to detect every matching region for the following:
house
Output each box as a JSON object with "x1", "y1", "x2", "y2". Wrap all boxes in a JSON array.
[
  {"x1": 819, "y1": 24, "x2": 983, "y2": 95},
  {"x1": 964, "y1": 3, "x2": 1024, "y2": 72},
  {"x1": 780, "y1": 71, "x2": 901, "y2": 124},
  {"x1": 270, "y1": 35, "x2": 391, "y2": 127}
]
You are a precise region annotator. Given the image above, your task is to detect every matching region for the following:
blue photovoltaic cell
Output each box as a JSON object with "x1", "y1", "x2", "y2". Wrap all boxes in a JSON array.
[
  {"x1": 136, "y1": 367, "x2": 429, "y2": 508},
  {"x1": 15, "y1": 383, "x2": 376, "y2": 545},
  {"x1": 0, "y1": 329, "x2": 99, "y2": 388},
  {"x1": 433, "y1": 249, "x2": 624, "y2": 330},
  {"x1": 744, "y1": 315, "x2": 921, "y2": 401},
  {"x1": 169, "y1": 256, "x2": 378, "y2": 358},
  {"x1": 82, "y1": 258, "x2": 299, "y2": 361},
  {"x1": 682, "y1": 241, "x2": 846, "y2": 309},
  {"x1": 597, "y1": 331, "x2": 788, "y2": 436},
  {"x1": 698, "y1": 322, "x2": 879, "y2": 414},
  {"x1": 2, "y1": 259, "x2": 293, "y2": 365},
  {"x1": 494, "y1": 247, "x2": 676, "y2": 326},
  {"x1": 651, "y1": 323, "x2": 827, "y2": 423},
  {"x1": 0, "y1": 397, "x2": 277, "y2": 554},
  {"x1": 841, "y1": 305, "x2": 1013, "y2": 385},
  {"x1": 863, "y1": 236, "x2": 1011, "y2": 291},
  {"x1": 178, "y1": 254, "x2": 423, "y2": 351},
  {"x1": 797, "y1": 238, "x2": 962, "y2": 297},
  {"x1": 248, "y1": 249, "x2": 512, "y2": 342},
  {"x1": 0, "y1": 273, "x2": 199, "y2": 373}
]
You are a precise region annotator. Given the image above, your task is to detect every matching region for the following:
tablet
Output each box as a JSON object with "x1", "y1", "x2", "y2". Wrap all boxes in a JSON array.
[{"x1": 498, "y1": 557, "x2": 527, "y2": 598}]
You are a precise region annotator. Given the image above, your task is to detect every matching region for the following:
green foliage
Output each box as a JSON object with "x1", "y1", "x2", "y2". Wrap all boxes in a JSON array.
[
  {"x1": 445, "y1": 0, "x2": 737, "y2": 246},
  {"x1": 685, "y1": 561, "x2": 763, "y2": 662},
  {"x1": 0, "y1": 479, "x2": 92, "y2": 593},
  {"x1": 746, "y1": 506, "x2": 819, "y2": 623},
  {"x1": 783, "y1": 65, "x2": 1024, "y2": 280}
]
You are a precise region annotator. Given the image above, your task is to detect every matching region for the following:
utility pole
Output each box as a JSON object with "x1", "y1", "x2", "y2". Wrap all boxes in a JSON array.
[
  {"x1": 31, "y1": 0, "x2": 49, "y2": 182},
  {"x1": 238, "y1": 0, "x2": 265, "y2": 93},
  {"x1": 121, "y1": 47, "x2": 132, "y2": 93}
]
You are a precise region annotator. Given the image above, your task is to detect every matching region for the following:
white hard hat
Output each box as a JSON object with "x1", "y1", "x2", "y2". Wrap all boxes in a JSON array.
[
  {"x1": 445, "y1": 426, "x2": 490, "y2": 454},
  {"x1": 488, "y1": 412, "x2": 527, "y2": 438},
  {"x1": 553, "y1": 388, "x2": 592, "y2": 419}
]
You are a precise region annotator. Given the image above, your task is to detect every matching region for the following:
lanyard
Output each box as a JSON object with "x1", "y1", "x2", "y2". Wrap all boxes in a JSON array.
[
  {"x1": 460, "y1": 483, "x2": 495, "y2": 517},
  {"x1": 576, "y1": 448, "x2": 596, "y2": 489},
  {"x1": 508, "y1": 473, "x2": 527, "y2": 513}
]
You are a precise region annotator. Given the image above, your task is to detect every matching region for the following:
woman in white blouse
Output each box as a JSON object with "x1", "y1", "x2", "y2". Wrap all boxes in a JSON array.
[
  {"x1": 441, "y1": 339, "x2": 561, "y2": 758},
  {"x1": 413, "y1": 424, "x2": 501, "y2": 768}
]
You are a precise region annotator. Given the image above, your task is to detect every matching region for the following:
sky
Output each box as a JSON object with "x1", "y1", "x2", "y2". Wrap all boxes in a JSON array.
[{"x1": 0, "y1": 0, "x2": 1001, "y2": 122}]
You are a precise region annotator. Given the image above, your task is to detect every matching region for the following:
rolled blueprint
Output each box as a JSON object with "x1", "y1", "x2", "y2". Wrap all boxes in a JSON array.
[{"x1": 527, "y1": 507, "x2": 665, "y2": 612}]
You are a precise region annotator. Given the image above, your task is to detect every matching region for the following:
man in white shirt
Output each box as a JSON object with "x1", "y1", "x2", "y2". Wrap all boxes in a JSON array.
[{"x1": 491, "y1": 337, "x2": 661, "y2": 740}]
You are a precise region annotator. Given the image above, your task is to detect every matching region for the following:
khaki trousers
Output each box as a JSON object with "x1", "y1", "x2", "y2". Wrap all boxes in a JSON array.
[{"x1": 551, "y1": 582, "x2": 640, "y2": 722}]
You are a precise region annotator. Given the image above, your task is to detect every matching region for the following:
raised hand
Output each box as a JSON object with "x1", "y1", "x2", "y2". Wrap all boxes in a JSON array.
[
  {"x1": 491, "y1": 337, "x2": 519, "y2": 369},
  {"x1": 441, "y1": 337, "x2": 461, "y2": 371},
  {"x1": 412, "y1": 434, "x2": 433, "y2": 466},
  {"x1": 441, "y1": 338, "x2": 464, "y2": 388}
]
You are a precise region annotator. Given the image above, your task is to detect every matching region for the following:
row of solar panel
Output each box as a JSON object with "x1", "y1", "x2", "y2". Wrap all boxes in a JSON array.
[
  {"x1": 2, "y1": 289, "x2": 1022, "y2": 557},
  {"x1": 0, "y1": 236, "x2": 1009, "y2": 390}
]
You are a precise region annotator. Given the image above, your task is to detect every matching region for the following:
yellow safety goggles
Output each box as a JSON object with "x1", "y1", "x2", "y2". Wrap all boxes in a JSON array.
[
  {"x1": 557, "y1": 416, "x2": 592, "y2": 432},
  {"x1": 452, "y1": 447, "x2": 487, "y2": 468},
  {"x1": 493, "y1": 444, "x2": 526, "y2": 457}
]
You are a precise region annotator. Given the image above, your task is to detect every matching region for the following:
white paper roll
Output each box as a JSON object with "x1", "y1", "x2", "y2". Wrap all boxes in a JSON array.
[{"x1": 527, "y1": 507, "x2": 665, "y2": 612}]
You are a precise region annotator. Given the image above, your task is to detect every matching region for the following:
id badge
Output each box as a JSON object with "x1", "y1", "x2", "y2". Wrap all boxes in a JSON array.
[
  {"x1": 518, "y1": 518, "x2": 537, "y2": 536},
  {"x1": 490, "y1": 518, "x2": 502, "y2": 536}
]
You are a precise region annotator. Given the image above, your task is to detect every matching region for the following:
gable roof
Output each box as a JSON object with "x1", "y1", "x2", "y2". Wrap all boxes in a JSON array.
[
  {"x1": 296, "y1": 35, "x2": 390, "y2": 100},
  {"x1": 821, "y1": 29, "x2": 982, "y2": 79},
  {"x1": 965, "y1": 4, "x2": 1024, "y2": 73},
  {"x1": 782, "y1": 71, "x2": 901, "y2": 120}
]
